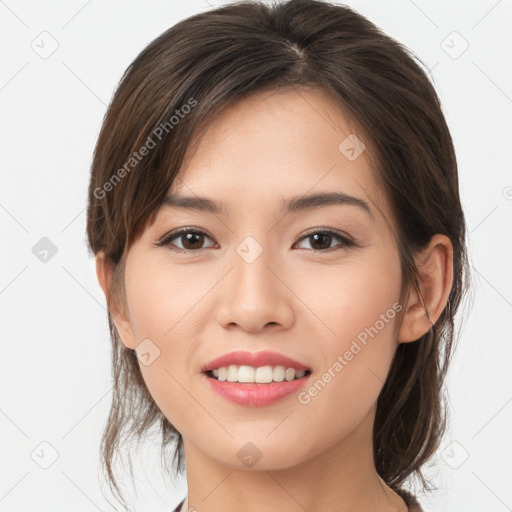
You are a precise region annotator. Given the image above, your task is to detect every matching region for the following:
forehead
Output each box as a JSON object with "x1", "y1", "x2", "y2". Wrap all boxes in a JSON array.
[{"x1": 170, "y1": 87, "x2": 385, "y2": 219}]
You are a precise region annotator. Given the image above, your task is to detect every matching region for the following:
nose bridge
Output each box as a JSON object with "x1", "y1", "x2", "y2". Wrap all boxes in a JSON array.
[
  {"x1": 235, "y1": 240, "x2": 274, "y2": 296},
  {"x1": 216, "y1": 235, "x2": 293, "y2": 332}
]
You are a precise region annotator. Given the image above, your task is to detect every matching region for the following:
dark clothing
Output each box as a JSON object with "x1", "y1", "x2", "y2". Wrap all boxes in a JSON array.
[{"x1": 172, "y1": 489, "x2": 424, "y2": 511}]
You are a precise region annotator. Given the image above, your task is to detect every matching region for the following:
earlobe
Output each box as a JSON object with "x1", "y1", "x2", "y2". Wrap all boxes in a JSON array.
[
  {"x1": 397, "y1": 234, "x2": 454, "y2": 343},
  {"x1": 95, "y1": 253, "x2": 137, "y2": 350}
]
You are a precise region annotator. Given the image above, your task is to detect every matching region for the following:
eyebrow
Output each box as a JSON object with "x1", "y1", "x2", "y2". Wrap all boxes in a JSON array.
[{"x1": 162, "y1": 191, "x2": 373, "y2": 218}]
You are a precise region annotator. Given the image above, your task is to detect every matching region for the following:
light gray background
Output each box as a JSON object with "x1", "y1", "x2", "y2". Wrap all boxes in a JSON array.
[{"x1": 1, "y1": 0, "x2": 511, "y2": 511}]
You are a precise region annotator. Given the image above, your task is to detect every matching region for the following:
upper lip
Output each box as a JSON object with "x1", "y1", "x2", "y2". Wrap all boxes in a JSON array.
[{"x1": 201, "y1": 350, "x2": 310, "y2": 372}]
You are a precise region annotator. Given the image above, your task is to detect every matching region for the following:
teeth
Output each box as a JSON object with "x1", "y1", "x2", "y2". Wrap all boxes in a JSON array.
[
  {"x1": 273, "y1": 365, "x2": 285, "y2": 382},
  {"x1": 255, "y1": 366, "x2": 272, "y2": 383},
  {"x1": 209, "y1": 365, "x2": 309, "y2": 383},
  {"x1": 237, "y1": 365, "x2": 255, "y2": 382},
  {"x1": 227, "y1": 365, "x2": 239, "y2": 382}
]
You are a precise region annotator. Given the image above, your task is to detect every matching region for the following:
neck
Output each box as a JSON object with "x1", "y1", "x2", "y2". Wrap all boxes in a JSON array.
[{"x1": 179, "y1": 406, "x2": 407, "y2": 512}]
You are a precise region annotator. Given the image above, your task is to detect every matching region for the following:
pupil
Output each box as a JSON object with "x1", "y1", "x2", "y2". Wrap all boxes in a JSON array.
[
  {"x1": 312, "y1": 233, "x2": 331, "y2": 250},
  {"x1": 183, "y1": 232, "x2": 203, "y2": 250}
]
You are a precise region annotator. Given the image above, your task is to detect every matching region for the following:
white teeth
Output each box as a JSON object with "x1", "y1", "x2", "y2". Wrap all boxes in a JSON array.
[
  {"x1": 226, "y1": 365, "x2": 239, "y2": 382},
  {"x1": 284, "y1": 368, "x2": 295, "y2": 381},
  {"x1": 210, "y1": 364, "x2": 309, "y2": 383},
  {"x1": 273, "y1": 365, "x2": 285, "y2": 382},
  {"x1": 239, "y1": 365, "x2": 255, "y2": 383},
  {"x1": 255, "y1": 365, "x2": 273, "y2": 383}
]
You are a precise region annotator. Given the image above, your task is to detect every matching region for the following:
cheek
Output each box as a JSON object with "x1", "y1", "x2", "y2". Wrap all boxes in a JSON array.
[
  {"x1": 295, "y1": 246, "x2": 402, "y2": 348},
  {"x1": 124, "y1": 251, "x2": 208, "y2": 342},
  {"x1": 295, "y1": 248, "x2": 403, "y2": 438},
  {"x1": 122, "y1": 252, "x2": 211, "y2": 431}
]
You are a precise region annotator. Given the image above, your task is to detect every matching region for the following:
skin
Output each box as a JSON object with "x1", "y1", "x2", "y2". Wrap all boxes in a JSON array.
[{"x1": 96, "y1": 86, "x2": 453, "y2": 512}]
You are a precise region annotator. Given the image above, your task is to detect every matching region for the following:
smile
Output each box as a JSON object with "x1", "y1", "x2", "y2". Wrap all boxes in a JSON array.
[
  {"x1": 207, "y1": 364, "x2": 311, "y2": 383},
  {"x1": 202, "y1": 367, "x2": 312, "y2": 407}
]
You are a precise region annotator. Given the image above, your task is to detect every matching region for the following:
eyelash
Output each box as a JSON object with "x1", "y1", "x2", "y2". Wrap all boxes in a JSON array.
[{"x1": 155, "y1": 227, "x2": 356, "y2": 254}]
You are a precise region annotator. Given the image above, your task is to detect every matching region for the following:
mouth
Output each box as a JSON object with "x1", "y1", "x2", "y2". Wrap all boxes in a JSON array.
[
  {"x1": 204, "y1": 365, "x2": 312, "y2": 384},
  {"x1": 201, "y1": 364, "x2": 312, "y2": 406}
]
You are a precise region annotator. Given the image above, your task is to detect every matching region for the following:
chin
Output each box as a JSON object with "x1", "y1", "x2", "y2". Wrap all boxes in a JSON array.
[{"x1": 209, "y1": 438, "x2": 312, "y2": 472}]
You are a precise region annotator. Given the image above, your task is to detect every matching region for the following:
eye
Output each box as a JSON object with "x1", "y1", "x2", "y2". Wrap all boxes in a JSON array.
[
  {"x1": 155, "y1": 227, "x2": 355, "y2": 254},
  {"x1": 294, "y1": 229, "x2": 355, "y2": 252},
  {"x1": 156, "y1": 227, "x2": 216, "y2": 253}
]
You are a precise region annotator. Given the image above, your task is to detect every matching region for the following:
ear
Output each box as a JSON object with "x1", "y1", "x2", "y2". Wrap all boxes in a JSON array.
[
  {"x1": 95, "y1": 252, "x2": 137, "y2": 350},
  {"x1": 397, "y1": 234, "x2": 454, "y2": 343}
]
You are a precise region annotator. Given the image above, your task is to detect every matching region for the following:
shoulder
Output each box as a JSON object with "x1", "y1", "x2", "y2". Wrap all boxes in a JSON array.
[{"x1": 395, "y1": 488, "x2": 424, "y2": 512}]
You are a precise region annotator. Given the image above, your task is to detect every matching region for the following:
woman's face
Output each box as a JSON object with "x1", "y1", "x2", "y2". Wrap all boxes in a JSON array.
[{"x1": 115, "y1": 87, "x2": 404, "y2": 470}]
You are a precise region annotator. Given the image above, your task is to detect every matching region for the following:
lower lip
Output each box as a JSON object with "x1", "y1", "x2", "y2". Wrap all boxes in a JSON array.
[{"x1": 201, "y1": 372, "x2": 311, "y2": 407}]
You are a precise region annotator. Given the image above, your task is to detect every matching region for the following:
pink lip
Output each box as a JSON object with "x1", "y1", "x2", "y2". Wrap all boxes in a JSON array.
[
  {"x1": 201, "y1": 350, "x2": 310, "y2": 372},
  {"x1": 200, "y1": 372, "x2": 311, "y2": 407},
  {"x1": 200, "y1": 351, "x2": 312, "y2": 407}
]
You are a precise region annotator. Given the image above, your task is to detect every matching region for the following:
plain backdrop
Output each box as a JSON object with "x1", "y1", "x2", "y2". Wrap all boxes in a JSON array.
[{"x1": 1, "y1": 0, "x2": 511, "y2": 511}]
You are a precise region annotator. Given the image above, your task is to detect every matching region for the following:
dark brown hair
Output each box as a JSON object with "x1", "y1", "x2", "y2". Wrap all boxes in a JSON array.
[{"x1": 86, "y1": 0, "x2": 469, "y2": 509}]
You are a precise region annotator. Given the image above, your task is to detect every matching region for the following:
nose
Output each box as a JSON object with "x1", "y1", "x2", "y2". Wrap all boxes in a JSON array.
[{"x1": 215, "y1": 246, "x2": 295, "y2": 334}]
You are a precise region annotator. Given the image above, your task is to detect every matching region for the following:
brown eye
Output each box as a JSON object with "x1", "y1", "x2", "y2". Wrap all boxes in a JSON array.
[
  {"x1": 157, "y1": 228, "x2": 216, "y2": 253},
  {"x1": 178, "y1": 232, "x2": 206, "y2": 250},
  {"x1": 156, "y1": 227, "x2": 355, "y2": 254},
  {"x1": 295, "y1": 229, "x2": 355, "y2": 252}
]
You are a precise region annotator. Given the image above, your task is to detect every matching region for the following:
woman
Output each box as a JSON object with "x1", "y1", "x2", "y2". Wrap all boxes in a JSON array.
[{"x1": 86, "y1": 1, "x2": 469, "y2": 511}]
